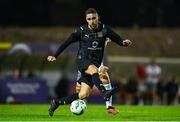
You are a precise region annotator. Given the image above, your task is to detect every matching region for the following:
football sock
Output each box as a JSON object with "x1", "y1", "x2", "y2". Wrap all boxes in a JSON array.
[
  {"x1": 92, "y1": 73, "x2": 106, "y2": 94},
  {"x1": 103, "y1": 83, "x2": 112, "y2": 108},
  {"x1": 104, "y1": 84, "x2": 120, "y2": 101},
  {"x1": 58, "y1": 93, "x2": 79, "y2": 105}
]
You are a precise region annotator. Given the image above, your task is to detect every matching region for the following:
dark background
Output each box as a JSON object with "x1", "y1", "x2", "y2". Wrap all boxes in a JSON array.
[{"x1": 0, "y1": 0, "x2": 179, "y2": 27}]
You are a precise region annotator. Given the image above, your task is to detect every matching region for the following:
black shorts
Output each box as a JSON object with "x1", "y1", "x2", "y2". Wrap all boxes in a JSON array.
[
  {"x1": 76, "y1": 58, "x2": 92, "y2": 73},
  {"x1": 76, "y1": 57, "x2": 100, "y2": 73},
  {"x1": 77, "y1": 74, "x2": 94, "y2": 88}
]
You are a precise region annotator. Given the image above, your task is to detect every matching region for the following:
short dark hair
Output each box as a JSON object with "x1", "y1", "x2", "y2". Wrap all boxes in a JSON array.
[{"x1": 85, "y1": 8, "x2": 98, "y2": 16}]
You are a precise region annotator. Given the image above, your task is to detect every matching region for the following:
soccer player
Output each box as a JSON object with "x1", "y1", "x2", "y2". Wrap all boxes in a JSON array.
[{"x1": 47, "y1": 8, "x2": 132, "y2": 116}]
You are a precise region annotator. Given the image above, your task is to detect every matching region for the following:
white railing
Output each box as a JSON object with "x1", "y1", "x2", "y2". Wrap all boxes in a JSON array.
[{"x1": 108, "y1": 56, "x2": 180, "y2": 64}]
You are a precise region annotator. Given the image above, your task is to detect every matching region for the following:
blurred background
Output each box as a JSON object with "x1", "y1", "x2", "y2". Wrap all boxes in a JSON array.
[{"x1": 0, "y1": 0, "x2": 179, "y2": 105}]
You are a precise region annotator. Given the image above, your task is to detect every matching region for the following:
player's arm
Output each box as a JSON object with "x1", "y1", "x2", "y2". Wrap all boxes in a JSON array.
[
  {"x1": 106, "y1": 26, "x2": 132, "y2": 46},
  {"x1": 47, "y1": 28, "x2": 80, "y2": 62}
]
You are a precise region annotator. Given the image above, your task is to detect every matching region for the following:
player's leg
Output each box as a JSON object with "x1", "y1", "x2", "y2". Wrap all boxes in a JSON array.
[
  {"x1": 48, "y1": 78, "x2": 91, "y2": 116},
  {"x1": 77, "y1": 58, "x2": 119, "y2": 100},
  {"x1": 76, "y1": 69, "x2": 112, "y2": 107},
  {"x1": 79, "y1": 65, "x2": 119, "y2": 114},
  {"x1": 85, "y1": 64, "x2": 119, "y2": 101},
  {"x1": 85, "y1": 65, "x2": 106, "y2": 94},
  {"x1": 78, "y1": 82, "x2": 91, "y2": 99},
  {"x1": 77, "y1": 67, "x2": 112, "y2": 107},
  {"x1": 98, "y1": 65, "x2": 112, "y2": 107},
  {"x1": 99, "y1": 66, "x2": 119, "y2": 114},
  {"x1": 76, "y1": 67, "x2": 119, "y2": 114},
  {"x1": 48, "y1": 92, "x2": 79, "y2": 116},
  {"x1": 77, "y1": 59, "x2": 107, "y2": 96}
]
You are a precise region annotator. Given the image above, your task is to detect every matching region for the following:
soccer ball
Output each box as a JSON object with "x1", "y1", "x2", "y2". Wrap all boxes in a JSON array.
[{"x1": 70, "y1": 100, "x2": 86, "y2": 115}]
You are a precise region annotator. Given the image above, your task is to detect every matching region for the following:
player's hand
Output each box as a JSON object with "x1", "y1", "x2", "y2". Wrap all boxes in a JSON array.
[
  {"x1": 47, "y1": 56, "x2": 56, "y2": 62},
  {"x1": 123, "y1": 39, "x2": 132, "y2": 46}
]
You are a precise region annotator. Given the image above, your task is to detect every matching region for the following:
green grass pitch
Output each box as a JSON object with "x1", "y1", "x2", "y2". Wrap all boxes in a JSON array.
[{"x1": 0, "y1": 104, "x2": 180, "y2": 121}]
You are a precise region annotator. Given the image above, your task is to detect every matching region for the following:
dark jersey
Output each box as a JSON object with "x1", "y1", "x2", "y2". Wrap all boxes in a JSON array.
[{"x1": 54, "y1": 23, "x2": 125, "y2": 67}]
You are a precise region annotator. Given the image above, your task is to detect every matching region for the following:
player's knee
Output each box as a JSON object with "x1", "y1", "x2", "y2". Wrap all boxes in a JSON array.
[
  {"x1": 79, "y1": 91, "x2": 89, "y2": 99},
  {"x1": 99, "y1": 74, "x2": 109, "y2": 84},
  {"x1": 89, "y1": 65, "x2": 98, "y2": 74},
  {"x1": 86, "y1": 65, "x2": 98, "y2": 75}
]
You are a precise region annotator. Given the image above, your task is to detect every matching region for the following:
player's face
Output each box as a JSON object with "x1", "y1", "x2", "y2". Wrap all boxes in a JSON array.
[{"x1": 86, "y1": 13, "x2": 99, "y2": 29}]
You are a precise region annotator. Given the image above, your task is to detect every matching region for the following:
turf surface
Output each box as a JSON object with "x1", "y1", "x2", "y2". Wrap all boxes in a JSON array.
[{"x1": 0, "y1": 104, "x2": 180, "y2": 121}]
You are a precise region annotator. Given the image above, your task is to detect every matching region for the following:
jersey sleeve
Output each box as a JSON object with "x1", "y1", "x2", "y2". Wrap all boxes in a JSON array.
[
  {"x1": 54, "y1": 28, "x2": 81, "y2": 58},
  {"x1": 106, "y1": 26, "x2": 124, "y2": 46}
]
